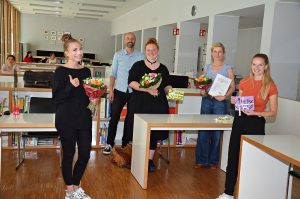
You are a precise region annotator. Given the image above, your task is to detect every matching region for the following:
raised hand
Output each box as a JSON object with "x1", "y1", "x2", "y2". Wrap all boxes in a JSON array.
[{"x1": 69, "y1": 75, "x2": 80, "y2": 87}]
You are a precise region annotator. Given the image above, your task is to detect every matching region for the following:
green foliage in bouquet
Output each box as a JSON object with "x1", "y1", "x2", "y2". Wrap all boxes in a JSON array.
[{"x1": 139, "y1": 73, "x2": 162, "y2": 88}]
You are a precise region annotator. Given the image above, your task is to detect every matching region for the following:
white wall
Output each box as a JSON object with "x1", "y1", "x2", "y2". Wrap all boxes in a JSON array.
[
  {"x1": 266, "y1": 97, "x2": 300, "y2": 136},
  {"x1": 20, "y1": 14, "x2": 114, "y2": 62},
  {"x1": 234, "y1": 27, "x2": 262, "y2": 77},
  {"x1": 111, "y1": 0, "x2": 276, "y2": 35},
  {"x1": 142, "y1": 27, "x2": 156, "y2": 52},
  {"x1": 115, "y1": 34, "x2": 122, "y2": 52},
  {"x1": 133, "y1": 30, "x2": 142, "y2": 52},
  {"x1": 207, "y1": 15, "x2": 239, "y2": 67},
  {"x1": 176, "y1": 22, "x2": 201, "y2": 75},
  {"x1": 269, "y1": 2, "x2": 300, "y2": 100},
  {"x1": 158, "y1": 24, "x2": 176, "y2": 73}
]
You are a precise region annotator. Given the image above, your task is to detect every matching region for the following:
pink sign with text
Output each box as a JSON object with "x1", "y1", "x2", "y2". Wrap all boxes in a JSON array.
[{"x1": 234, "y1": 96, "x2": 254, "y2": 111}]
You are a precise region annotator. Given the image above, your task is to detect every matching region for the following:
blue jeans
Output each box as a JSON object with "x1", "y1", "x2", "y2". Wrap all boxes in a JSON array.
[{"x1": 195, "y1": 96, "x2": 227, "y2": 166}]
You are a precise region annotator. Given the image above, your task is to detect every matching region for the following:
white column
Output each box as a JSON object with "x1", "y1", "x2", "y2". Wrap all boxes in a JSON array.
[
  {"x1": 260, "y1": 1, "x2": 276, "y2": 54},
  {"x1": 141, "y1": 29, "x2": 144, "y2": 53},
  {"x1": 174, "y1": 22, "x2": 180, "y2": 74}
]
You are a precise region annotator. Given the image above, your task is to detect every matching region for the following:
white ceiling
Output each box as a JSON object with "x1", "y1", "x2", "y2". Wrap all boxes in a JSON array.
[{"x1": 8, "y1": 0, "x2": 152, "y2": 21}]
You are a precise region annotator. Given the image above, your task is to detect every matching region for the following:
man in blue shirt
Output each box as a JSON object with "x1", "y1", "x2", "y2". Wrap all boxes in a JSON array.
[{"x1": 103, "y1": 32, "x2": 144, "y2": 155}]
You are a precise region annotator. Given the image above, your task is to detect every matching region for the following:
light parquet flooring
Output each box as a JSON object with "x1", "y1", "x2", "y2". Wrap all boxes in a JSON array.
[
  {"x1": 1, "y1": 148, "x2": 225, "y2": 199},
  {"x1": 1, "y1": 148, "x2": 299, "y2": 199}
]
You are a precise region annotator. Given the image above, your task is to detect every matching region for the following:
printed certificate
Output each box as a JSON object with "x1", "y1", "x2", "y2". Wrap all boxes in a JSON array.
[{"x1": 208, "y1": 74, "x2": 232, "y2": 96}]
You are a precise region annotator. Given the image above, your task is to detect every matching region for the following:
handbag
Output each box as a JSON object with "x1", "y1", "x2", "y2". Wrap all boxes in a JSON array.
[
  {"x1": 111, "y1": 144, "x2": 132, "y2": 168},
  {"x1": 23, "y1": 70, "x2": 54, "y2": 88}
]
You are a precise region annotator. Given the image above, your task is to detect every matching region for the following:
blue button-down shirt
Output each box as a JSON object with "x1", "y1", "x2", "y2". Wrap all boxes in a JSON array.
[{"x1": 111, "y1": 49, "x2": 144, "y2": 93}]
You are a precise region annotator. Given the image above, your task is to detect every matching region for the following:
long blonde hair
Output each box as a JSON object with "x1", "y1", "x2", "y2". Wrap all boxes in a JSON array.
[{"x1": 250, "y1": 53, "x2": 274, "y2": 100}]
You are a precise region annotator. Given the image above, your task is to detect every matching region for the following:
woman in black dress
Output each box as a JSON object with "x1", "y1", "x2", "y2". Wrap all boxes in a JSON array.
[
  {"x1": 128, "y1": 38, "x2": 172, "y2": 172},
  {"x1": 52, "y1": 34, "x2": 91, "y2": 199}
]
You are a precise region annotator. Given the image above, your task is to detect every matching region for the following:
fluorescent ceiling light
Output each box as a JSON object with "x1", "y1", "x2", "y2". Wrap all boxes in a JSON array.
[
  {"x1": 33, "y1": 8, "x2": 61, "y2": 13},
  {"x1": 76, "y1": 13, "x2": 103, "y2": 17},
  {"x1": 82, "y1": 3, "x2": 116, "y2": 9},
  {"x1": 105, "y1": 0, "x2": 126, "y2": 2},
  {"x1": 35, "y1": 12, "x2": 61, "y2": 16},
  {"x1": 74, "y1": 16, "x2": 99, "y2": 20},
  {"x1": 34, "y1": 0, "x2": 63, "y2": 3},
  {"x1": 79, "y1": 9, "x2": 109, "y2": 14},
  {"x1": 30, "y1": 3, "x2": 62, "y2": 9}
]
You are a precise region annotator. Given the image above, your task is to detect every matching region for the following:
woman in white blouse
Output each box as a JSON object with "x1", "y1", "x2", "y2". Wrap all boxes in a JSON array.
[{"x1": 1, "y1": 55, "x2": 18, "y2": 74}]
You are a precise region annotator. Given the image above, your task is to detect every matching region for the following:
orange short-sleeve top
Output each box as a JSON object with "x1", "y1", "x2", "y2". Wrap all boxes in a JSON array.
[{"x1": 239, "y1": 77, "x2": 278, "y2": 112}]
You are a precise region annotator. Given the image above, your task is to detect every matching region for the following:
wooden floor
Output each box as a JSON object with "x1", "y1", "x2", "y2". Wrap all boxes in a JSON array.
[{"x1": 0, "y1": 148, "x2": 299, "y2": 199}]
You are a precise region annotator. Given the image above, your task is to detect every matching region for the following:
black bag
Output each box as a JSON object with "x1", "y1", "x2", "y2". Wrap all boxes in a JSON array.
[{"x1": 23, "y1": 70, "x2": 54, "y2": 88}]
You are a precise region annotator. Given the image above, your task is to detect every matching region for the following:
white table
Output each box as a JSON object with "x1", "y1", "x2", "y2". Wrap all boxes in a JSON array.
[
  {"x1": 131, "y1": 114, "x2": 233, "y2": 189},
  {"x1": 238, "y1": 135, "x2": 300, "y2": 199},
  {"x1": 0, "y1": 113, "x2": 56, "y2": 180}
]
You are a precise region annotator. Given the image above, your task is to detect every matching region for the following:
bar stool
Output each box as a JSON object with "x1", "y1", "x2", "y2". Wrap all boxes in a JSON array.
[{"x1": 286, "y1": 163, "x2": 300, "y2": 199}]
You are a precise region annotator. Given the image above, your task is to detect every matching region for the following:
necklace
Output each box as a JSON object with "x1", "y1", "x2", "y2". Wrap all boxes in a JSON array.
[{"x1": 147, "y1": 58, "x2": 157, "y2": 65}]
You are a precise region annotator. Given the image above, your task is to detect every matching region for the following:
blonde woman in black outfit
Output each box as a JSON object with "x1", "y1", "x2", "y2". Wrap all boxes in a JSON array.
[{"x1": 52, "y1": 34, "x2": 91, "y2": 199}]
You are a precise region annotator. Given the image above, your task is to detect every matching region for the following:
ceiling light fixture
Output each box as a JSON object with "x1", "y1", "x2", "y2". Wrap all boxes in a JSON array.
[
  {"x1": 82, "y1": 3, "x2": 116, "y2": 9},
  {"x1": 104, "y1": 0, "x2": 126, "y2": 2},
  {"x1": 30, "y1": 3, "x2": 62, "y2": 9},
  {"x1": 74, "y1": 16, "x2": 99, "y2": 20},
  {"x1": 79, "y1": 9, "x2": 109, "y2": 13},
  {"x1": 33, "y1": 8, "x2": 62, "y2": 13},
  {"x1": 76, "y1": 13, "x2": 103, "y2": 17}
]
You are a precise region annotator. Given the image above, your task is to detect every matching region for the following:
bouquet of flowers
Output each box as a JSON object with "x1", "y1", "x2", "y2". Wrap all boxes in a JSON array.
[
  {"x1": 194, "y1": 75, "x2": 212, "y2": 95},
  {"x1": 83, "y1": 77, "x2": 107, "y2": 117},
  {"x1": 139, "y1": 73, "x2": 162, "y2": 89}
]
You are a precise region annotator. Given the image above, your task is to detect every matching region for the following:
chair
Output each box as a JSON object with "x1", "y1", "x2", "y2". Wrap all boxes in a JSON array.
[
  {"x1": 286, "y1": 163, "x2": 300, "y2": 199},
  {"x1": 22, "y1": 97, "x2": 61, "y2": 165}
]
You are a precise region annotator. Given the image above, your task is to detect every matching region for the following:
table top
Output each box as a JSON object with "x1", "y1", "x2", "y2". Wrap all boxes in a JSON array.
[
  {"x1": 136, "y1": 114, "x2": 233, "y2": 128},
  {"x1": 242, "y1": 135, "x2": 300, "y2": 167},
  {"x1": 0, "y1": 113, "x2": 55, "y2": 128},
  {"x1": 0, "y1": 82, "x2": 52, "y2": 92},
  {"x1": 0, "y1": 82, "x2": 203, "y2": 96},
  {"x1": 179, "y1": 88, "x2": 202, "y2": 96}
]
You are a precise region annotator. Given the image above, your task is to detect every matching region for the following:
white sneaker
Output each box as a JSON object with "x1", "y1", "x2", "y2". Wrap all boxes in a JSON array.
[
  {"x1": 65, "y1": 191, "x2": 75, "y2": 199},
  {"x1": 102, "y1": 144, "x2": 112, "y2": 155},
  {"x1": 73, "y1": 187, "x2": 91, "y2": 199},
  {"x1": 216, "y1": 193, "x2": 234, "y2": 199}
]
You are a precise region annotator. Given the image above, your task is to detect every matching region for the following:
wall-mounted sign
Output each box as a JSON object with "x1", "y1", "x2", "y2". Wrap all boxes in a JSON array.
[
  {"x1": 199, "y1": 27, "x2": 207, "y2": 37},
  {"x1": 173, "y1": 28, "x2": 179, "y2": 36}
]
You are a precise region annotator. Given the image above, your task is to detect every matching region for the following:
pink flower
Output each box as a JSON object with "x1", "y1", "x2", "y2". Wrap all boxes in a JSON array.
[{"x1": 149, "y1": 73, "x2": 157, "y2": 78}]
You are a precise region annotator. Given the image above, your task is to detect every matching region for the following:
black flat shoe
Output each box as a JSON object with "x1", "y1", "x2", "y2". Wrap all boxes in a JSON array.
[{"x1": 148, "y1": 160, "x2": 156, "y2": 172}]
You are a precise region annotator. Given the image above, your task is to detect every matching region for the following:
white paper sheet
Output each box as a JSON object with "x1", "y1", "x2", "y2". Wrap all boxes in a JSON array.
[{"x1": 208, "y1": 74, "x2": 232, "y2": 96}]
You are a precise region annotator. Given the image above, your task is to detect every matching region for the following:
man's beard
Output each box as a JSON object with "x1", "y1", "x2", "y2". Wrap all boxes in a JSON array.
[{"x1": 126, "y1": 42, "x2": 135, "y2": 48}]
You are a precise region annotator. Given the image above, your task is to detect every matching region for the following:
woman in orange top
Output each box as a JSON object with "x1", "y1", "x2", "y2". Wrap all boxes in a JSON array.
[{"x1": 217, "y1": 53, "x2": 278, "y2": 199}]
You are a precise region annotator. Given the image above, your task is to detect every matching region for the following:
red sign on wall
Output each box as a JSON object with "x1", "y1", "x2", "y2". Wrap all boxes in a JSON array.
[
  {"x1": 173, "y1": 28, "x2": 179, "y2": 36},
  {"x1": 199, "y1": 27, "x2": 207, "y2": 37}
]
